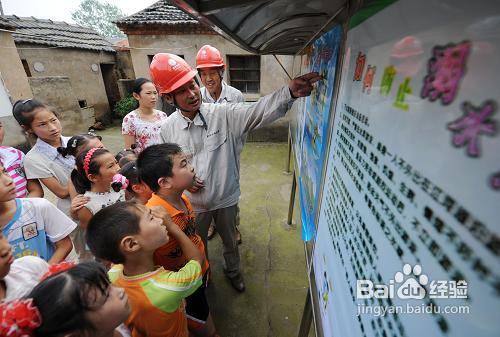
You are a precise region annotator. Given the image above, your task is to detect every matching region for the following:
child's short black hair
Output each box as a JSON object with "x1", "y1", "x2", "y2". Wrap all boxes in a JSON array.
[
  {"x1": 57, "y1": 132, "x2": 102, "y2": 158},
  {"x1": 86, "y1": 201, "x2": 141, "y2": 264},
  {"x1": 137, "y1": 143, "x2": 182, "y2": 192},
  {"x1": 119, "y1": 161, "x2": 139, "y2": 194},
  {"x1": 115, "y1": 149, "x2": 137, "y2": 167},
  {"x1": 28, "y1": 261, "x2": 110, "y2": 337}
]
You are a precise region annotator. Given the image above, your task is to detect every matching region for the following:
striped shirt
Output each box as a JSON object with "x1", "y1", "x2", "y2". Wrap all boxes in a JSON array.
[
  {"x1": 0, "y1": 146, "x2": 28, "y2": 198},
  {"x1": 108, "y1": 260, "x2": 202, "y2": 337}
]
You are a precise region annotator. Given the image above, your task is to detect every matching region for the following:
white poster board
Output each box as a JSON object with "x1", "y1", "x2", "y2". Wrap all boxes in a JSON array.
[{"x1": 313, "y1": 0, "x2": 500, "y2": 336}]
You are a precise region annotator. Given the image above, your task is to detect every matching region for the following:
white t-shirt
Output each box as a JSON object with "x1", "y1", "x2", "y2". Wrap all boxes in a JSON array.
[
  {"x1": 3, "y1": 256, "x2": 49, "y2": 301},
  {"x1": 2, "y1": 198, "x2": 77, "y2": 262},
  {"x1": 83, "y1": 189, "x2": 126, "y2": 215}
]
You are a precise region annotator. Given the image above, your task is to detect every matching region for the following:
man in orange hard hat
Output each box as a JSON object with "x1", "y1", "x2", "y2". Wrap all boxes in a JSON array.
[
  {"x1": 196, "y1": 45, "x2": 244, "y2": 244},
  {"x1": 150, "y1": 53, "x2": 321, "y2": 294}
]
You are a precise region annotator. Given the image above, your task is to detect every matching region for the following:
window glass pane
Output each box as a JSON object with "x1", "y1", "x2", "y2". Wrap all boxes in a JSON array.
[
  {"x1": 247, "y1": 70, "x2": 260, "y2": 81},
  {"x1": 229, "y1": 56, "x2": 245, "y2": 68},
  {"x1": 228, "y1": 55, "x2": 261, "y2": 93},
  {"x1": 230, "y1": 70, "x2": 245, "y2": 81},
  {"x1": 245, "y1": 56, "x2": 259, "y2": 69},
  {"x1": 247, "y1": 82, "x2": 259, "y2": 93},
  {"x1": 232, "y1": 81, "x2": 246, "y2": 92}
]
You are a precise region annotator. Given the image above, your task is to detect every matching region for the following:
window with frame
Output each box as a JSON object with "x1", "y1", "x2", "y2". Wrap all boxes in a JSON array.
[{"x1": 227, "y1": 55, "x2": 260, "y2": 93}]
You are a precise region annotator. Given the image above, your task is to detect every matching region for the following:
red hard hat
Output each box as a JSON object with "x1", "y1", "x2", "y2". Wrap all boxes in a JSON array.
[
  {"x1": 196, "y1": 45, "x2": 225, "y2": 69},
  {"x1": 149, "y1": 53, "x2": 198, "y2": 94}
]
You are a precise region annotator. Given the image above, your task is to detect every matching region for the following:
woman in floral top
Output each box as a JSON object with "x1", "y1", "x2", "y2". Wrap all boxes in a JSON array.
[{"x1": 122, "y1": 78, "x2": 168, "y2": 154}]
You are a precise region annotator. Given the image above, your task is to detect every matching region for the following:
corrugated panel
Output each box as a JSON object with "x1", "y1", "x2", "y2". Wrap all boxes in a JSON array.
[{"x1": 168, "y1": 0, "x2": 361, "y2": 54}]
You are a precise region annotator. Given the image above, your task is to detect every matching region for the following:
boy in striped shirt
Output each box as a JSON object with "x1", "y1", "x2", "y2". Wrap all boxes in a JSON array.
[{"x1": 86, "y1": 200, "x2": 205, "y2": 337}]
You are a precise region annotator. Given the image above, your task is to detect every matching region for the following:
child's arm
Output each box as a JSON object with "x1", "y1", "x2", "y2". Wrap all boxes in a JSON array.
[
  {"x1": 151, "y1": 206, "x2": 204, "y2": 265},
  {"x1": 48, "y1": 236, "x2": 73, "y2": 264},
  {"x1": 35, "y1": 198, "x2": 77, "y2": 263},
  {"x1": 123, "y1": 134, "x2": 136, "y2": 150},
  {"x1": 39, "y1": 177, "x2": 69, "y2": 199},
  {"x1": 76, "y1": 207, "x2": 93, "y2": 229},
  {"x1": 68, "y1": 179, "x2": 78, "y2": 199},
  {"x1": 70, "y1": 194, "x2": 90, "y2": 220},
  {"x1": 26, "y1": 178, "x2": 44, "y2": 198},
  {"x1": 122, "y1": 115, "x2": 136, "y2": 150},
  {"x1": 23, "y1": 154, "x2": 68, "y2": 199}
]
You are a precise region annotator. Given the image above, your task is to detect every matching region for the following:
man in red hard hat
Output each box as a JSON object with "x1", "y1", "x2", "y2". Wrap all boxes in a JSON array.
[
  {"x1": 196, "y1": 45, "x2": 244, "y2": 244},
  {"x1": 150, "y1": 53, "x2": 321, "y2": 294},
  {"x1": 196, "y1": 44, "x2": 244, "y2": 104}
]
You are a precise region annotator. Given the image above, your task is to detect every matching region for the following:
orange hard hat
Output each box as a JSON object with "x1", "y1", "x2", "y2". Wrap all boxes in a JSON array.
[
  {"x1": 149, "y1": 53, "x2": 198, "y2": 94},
  {"x1": 196, "y1": 45, "x2": 225, "y2": 69}
]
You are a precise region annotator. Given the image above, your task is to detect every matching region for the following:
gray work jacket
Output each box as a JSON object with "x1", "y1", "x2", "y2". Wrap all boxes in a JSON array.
[
  {"x1": 160, "y1": 86, "x2": 294, "y2": 212},
  {"x1": 200, "y1": 80, "x2": 244, "y2": 104}
]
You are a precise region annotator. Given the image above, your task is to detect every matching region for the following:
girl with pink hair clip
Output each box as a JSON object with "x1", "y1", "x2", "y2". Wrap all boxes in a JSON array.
[{"x1": 70, "y1": 148, "x2": 127, "y2": 230}]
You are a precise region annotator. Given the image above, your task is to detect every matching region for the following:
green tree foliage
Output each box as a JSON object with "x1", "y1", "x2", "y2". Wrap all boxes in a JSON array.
[
  {"x1": 114, "y1": 96, "x2": 138, "y2": 118},
  {"x1": 72, "y1": 0, "x2": 125, "y2": 38}
]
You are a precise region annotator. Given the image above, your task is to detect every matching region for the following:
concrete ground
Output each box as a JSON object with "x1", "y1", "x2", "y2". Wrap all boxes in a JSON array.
[{"x1": 54, "y1": 125, "x2": 312, "y2": 337}]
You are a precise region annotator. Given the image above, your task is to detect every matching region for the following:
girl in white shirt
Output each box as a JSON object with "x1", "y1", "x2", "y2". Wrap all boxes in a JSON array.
[
  {"x1": 12, "y1": 99, "x2": 74, "y2": 215},
  {"x1": 71, "y1": 148, "x2": 125, "y2": 228}
]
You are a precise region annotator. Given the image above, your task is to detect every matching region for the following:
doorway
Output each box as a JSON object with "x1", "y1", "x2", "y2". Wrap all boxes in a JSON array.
[{"x1": 100, "y1": 63, "x2": 121, "y2": 120}]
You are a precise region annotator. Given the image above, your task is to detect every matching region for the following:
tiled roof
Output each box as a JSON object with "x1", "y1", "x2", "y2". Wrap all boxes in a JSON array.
[
  {"x1": 115, "y1": 0, "x2": 199, "y2": 26},
  {"x1": 106, "y1": 37, "x2": 130, "y2": 51},
  {"x1": 0, "y1": 16, "x2": 16, "y2": 30},
  {"x1": 2, "y1": 15, "x2": 115, "y2": 52}
]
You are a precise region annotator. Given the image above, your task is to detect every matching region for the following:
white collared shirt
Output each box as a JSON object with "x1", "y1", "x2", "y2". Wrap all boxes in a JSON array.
[
  {"x1": 31, "y1": 136, "x2": 74, "y2": 172},
  {"x1": 160, "y1": 86, "x2": 294, "y2": 212},
  {"x1": 200, "y1": 80, "x2": 244, "y2": 104},
  {"x1": 24, "y1": 136, "x2": 73, "y2": 215}
]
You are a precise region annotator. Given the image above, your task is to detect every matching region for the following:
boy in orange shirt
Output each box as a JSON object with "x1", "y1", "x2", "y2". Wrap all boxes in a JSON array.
[
  {"x1": 137, "y1": 143, "x2": 217, "y2": 337},
  {"x1": 86, "y1": 200, "x2": 204, "y2": 337}
]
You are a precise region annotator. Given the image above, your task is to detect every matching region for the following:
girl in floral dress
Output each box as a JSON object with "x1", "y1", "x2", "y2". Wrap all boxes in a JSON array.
[{"x1": 122, "y1": 78, "x2": 168, "y2": 154}]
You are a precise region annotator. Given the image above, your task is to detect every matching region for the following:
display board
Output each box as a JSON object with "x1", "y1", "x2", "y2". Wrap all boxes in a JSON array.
[
  {"x1": 295, "y1": 25, "x2": 342, "y2": 241},
  {"x1": 312, "y1": 0, "x2": 500, "y2": 336}
]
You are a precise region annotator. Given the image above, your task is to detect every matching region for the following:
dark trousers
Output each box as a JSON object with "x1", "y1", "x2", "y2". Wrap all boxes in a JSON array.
[{"x1": 196, "y1": 205, "x2": 240, "y2": 277}]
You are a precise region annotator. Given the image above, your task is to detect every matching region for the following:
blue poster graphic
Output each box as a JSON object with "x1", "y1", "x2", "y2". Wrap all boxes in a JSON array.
[{"x1": 298, "y1": 25, "x2": 342, "y2": 241}]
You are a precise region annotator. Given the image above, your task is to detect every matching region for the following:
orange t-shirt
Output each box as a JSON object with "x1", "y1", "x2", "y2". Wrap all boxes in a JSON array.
[{"x1": 147, "y1": 194, "x2": 209, "y2": 274}]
